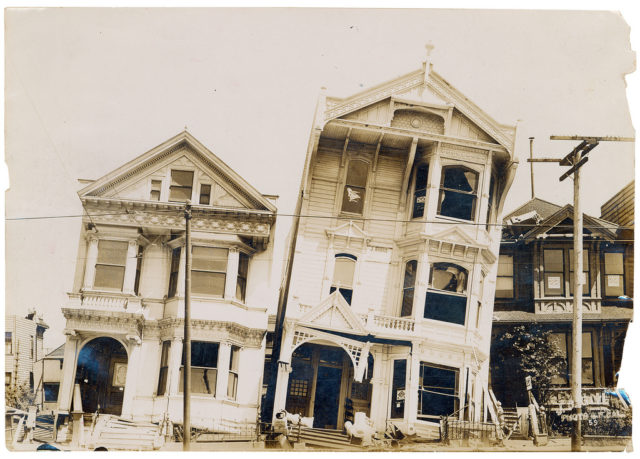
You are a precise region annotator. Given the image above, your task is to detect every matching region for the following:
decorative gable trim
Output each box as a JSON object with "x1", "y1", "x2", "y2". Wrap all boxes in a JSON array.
[
  {"x1": 521, "y1": 205, "x2": 618, "y2": 242},
  {"x1": 423, "y1": 227, "x2": 497, "y2": 267},
  {"x1": 297, "y1": 290, "x2": 368, "y2": 336},
  {"x1": 326, "y1": 221, "x2": 372, "y2": 250}
]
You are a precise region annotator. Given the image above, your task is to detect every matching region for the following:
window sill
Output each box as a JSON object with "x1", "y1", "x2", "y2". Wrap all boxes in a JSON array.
[{"x1": 435, "y1": 214, "x2": 476, "y2": 224}]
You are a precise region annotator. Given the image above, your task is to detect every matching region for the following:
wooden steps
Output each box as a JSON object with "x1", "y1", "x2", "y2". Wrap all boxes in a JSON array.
[
  {"x1": 502, "y1": 408, "x2": 525, "y2": 439},
  {"x1": 87, "y1": 415, "x2": 163, "y2": 451},
  {"x1": 295, "y1": 426, "x2": 363, "y2": 451}
]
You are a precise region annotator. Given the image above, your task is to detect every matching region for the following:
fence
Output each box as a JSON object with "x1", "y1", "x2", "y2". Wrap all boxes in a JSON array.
[{"x1": 440, "y1": 419, "x2": 501, "y2": 445}]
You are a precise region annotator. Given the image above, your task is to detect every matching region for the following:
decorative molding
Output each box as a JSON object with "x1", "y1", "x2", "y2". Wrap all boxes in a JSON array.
[
  {"x1": 153, "y1": 318, "x2": 265, "y2": 348},
  {"x1": 534, "y1": 298, "x2": 602, "y2": 314},
  {"x1": 440, "y1": 144, "x2": 488, "y2": 165}
]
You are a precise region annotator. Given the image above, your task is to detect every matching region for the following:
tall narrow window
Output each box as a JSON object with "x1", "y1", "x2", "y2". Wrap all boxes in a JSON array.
[
  {"x1": 418, "y1": 363, "x2": 459, "y2": 419},
  {"x1": 341, "y1": 160, "x2": 368, "y2": 214},
  {"x1": 329, "y1": 254, "x2": 357, "y2": 304},
  {"x1": 169, "y1": 170, "x2": 194, "y2": 202},
  {"x1": 168, "y1": 248, "x2": 181, "y2": 298},
  {"x1": 179, "y1": 341, "x2": 219, "y2": 396},
  {"x1": 150, "y1": 180, "x2": 162, "y2": 201},
  {"x1": 549, "y1": 332, "x2": 568, "y2": 385},
  {"x1": 228, "y1": 345, "x2": 240, "y2": 400},
  {"x1": 604, "y1": 252, "x2": 624, "y2": 297},
  {"x1": 401, "y1": 260, "x2": 417, "y2": 317},
  {"x1": 486, "y1": 174, "x2": 495, "y2": 230},
  {"x1": 412, "y1": 164, "x2": 429, "y2": 219},
  {"x1": 543, "y1": 249, "x2": 564, "y2": 296},
  {"x1": 191, "y1": 247, "x2": 228, "y2": 297},
  {"x1": 390, "y1": 359, "x2": 406, "y2": 419},
  {"x1": 425, "y1": 263, "x2": 468, "y2": 325},
  {"x1": 569, "y1": 249, "x2": 590, "y2": 296},
  {"x1": 496, "y1": 254, "x2": 514, "y2": 298},
  {"x1": 94, "y1": 240, "x2": 128, "y2": 290},
  {"x1": 236, "y1": 253, "x2": 249, "y2": 302},
  {"x1": 5, "y1": 332, "x2": 12, "y2": 355},
  {"x1": 157, "y1": 341, "x2": 171, "y2": 396},
  {"x1": 582, "y1": 331, "x2": 594, "y2": 386},
  {"x1": 438, "y1": 166, "x2": 479, "y2": 221},
  {"x1": 134, "y1": 245, "x2": 143, "y2": 295},
  {"x1": 199, "y1": 184, "x2": 212, "y2": 205}
]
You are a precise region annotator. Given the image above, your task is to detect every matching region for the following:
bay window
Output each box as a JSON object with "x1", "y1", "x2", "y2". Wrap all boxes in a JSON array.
[
  {"x1": 418, "y1": 363, "x2": 459, "y2": 420},
  {"x1": 412, "y1": 164, "x2": 429, "y2": 219},
  {"x1": 438, "y1": 166, "x2": 479, "y2": 221},
  {"x1": 425, "y1": 262, "x2": 468, "y2": 325},
  {"x1": 341, "y1": 160, "x2": 368, "y2": 215},
  {"x1": 192, "y1": 247, "x2": 228, "y2": 297},
  {"x1": 179, "y1": 341, "x2": 219, "y2": 396},
  {"x1": 94, "y1": 240, "x2": 128, "y2": 290},
  {"x1": 401, "y1": 260, "x2": 417, "y2": 317},
  {"x1": 329, "y1": 253, "x2": 357, "y2": 304}
]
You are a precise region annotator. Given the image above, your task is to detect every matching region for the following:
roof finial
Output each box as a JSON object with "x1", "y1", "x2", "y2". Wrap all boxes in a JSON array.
[{"x1": 423, "y1": 42, "x2": 435, "y2": 83}]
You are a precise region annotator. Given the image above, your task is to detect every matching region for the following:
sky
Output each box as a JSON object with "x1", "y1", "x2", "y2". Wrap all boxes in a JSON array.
[{"x1": 4, "y1": 8, "x2": 637, "y2": 357}]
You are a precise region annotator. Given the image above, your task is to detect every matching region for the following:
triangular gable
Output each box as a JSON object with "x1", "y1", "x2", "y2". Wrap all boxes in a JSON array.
[
  {"x1": 425, "y1": 226, "x2": 496, "y2": 266},
  {"x1": 326, "y1": 221, "x2": 371, "y2": 242},
  {"x1": 521, "y1": 205, "x2": 618, "y2": 242},
  {"x1": 298, "y1": 290, "x2": 368, "y2": 336},
  {"x1": 323, "y1": 65, "x2": 515, "y2": 154},
  {"x1": 78, "y1": 131, "x2": 276, "y2": 212},
  {"x1": 428, "y1": 226, "x2": 486, "y2": 249}
]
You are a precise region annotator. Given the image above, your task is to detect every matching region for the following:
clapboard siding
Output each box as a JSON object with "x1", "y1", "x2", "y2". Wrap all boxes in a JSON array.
[
  {"x1": 355, "y1": 259, "x2": 394, "y2": 314},
  {"x1": 341, "y1": 100, "x2": 391, "y2": 125},
  {"x1": 375, "y1": 155, "x2": 404, "y2": 190},
  {"x1": 290, "y1": 239, "x2": 329, "y2": 305},
  {"x1": 313, "y1": 150, "x2": 341, "y2": 181},
  {"x1": 369, "y1": 188, "x2": 400, "y2": 241},
  {"x1": 450, "y1": 110, "x2": 497, "y2": 144},
  {"x1": 601, "y1": 181, "x2": 634, "y2": 229},
  {"x1": 5, "y1": 316, "x2": 44, "y2": 387}
]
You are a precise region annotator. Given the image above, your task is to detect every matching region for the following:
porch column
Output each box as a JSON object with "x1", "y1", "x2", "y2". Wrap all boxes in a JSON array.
[
  {"x1": 272, "y1": 361, "x2": 292, "y2": 421},
  {"x1": 168, "y1": 337, "x2": 183, "y2": 395},
  {"x1": 57, "y1": 334, "x2": 81, "y2": 412},
  {"x1": 122, "y1": 240, "x2": 139, "y2": 295},
  {"x1": 216, "y1": 342, "x2": 232, "y2": 398},
  {"x1": 413, "y1": 244, "x2": 430, "y2": 321},
  {"x1": 225, "y1": 248, "x2": 239, "y2": 301},
  {"x1": 406, "y1": 351, "x2": 421, "y2": 425},
  {"x1": 82, "y1": 236, "x2": 99, "y2": 290},
  {"x1": 368, "y1": 350, "x2": 387, "y2": 431},
  {"x1": 121, "y1": 337, "x2": 142, "y2": 418}
]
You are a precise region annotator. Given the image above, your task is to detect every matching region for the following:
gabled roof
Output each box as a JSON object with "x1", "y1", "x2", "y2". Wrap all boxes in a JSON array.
[
  {"x1": 503, "y1": 198, "x2": 564, "y2": 224},
  {"x1": 45, "y1": 344, "x2": 65, "y2": 358},
  {"x1": 517, "y1": 204, "x2": 619, "y2": 242},
  {"x1": 78, "y1": 131, "x2": 276, "y2": 213},
  {"x1": 298, "y1": 290, "x2": 368, "y2": 336},
  {"x1": 323, "y1": 64, "x2": 516, "y2": 154}
]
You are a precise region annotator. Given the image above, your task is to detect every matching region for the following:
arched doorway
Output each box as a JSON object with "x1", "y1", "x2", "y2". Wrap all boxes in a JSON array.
[
  {"x1": 285, "y1": 342, "x2": 373, "y2": 430},
  {"x1": 74, "y1": 337, "x2": 128, "y2": 415}
]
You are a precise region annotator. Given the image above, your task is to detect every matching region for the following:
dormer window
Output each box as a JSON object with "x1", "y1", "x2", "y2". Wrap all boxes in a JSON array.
[
  {"x1": 341, "y1": 160, "x2": 368, "y2": 215},
  {"x1": 425, "y1": 262, "x2": 468, "y2": 325},
  {"x1": 329, "y1": 253, "x2": 356, "y2": 304},
  {"x1": 438, "y1": 166, "x2": 479, "y2": 221},
  {"x1": 412, "y1": 165, "x2": 429, "y2": 219},
  {"x1": 169, "y1": 170, "x2": 194, "y2": 203}
]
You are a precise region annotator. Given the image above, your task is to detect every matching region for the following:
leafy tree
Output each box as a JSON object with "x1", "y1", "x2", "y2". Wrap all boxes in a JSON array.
[
  {"x1": 5, "y1": 382, "x2": 36, "y2": 410},
  {"x1": 491, "y1": 324, "x2": 566, "y2": 404}
]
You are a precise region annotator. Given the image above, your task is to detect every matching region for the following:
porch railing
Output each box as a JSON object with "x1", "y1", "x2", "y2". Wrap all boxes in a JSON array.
[{"x1": 67, "y1": 292, "x2": 142, "y2": 312}]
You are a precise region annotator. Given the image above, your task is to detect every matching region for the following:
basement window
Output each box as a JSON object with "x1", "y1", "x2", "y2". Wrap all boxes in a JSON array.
[
  {"x1": 94, "y1": 240, "x2": 128, "y2": 291},
  {"x1": 437, "y1": 166, "x2": 479, "y2": 221},
  {"x1": 424, "y1": 262, "x2": 468, "y2": 325},
  {"x1": 169, "y1": 170, "x2": 194, "y2": 203},
  {"x1": 329, "y1": 253, "x2": 357, "y2": 304},
  {"x1": 179, "y1": 341, "x2": 219, "y2": 396}
]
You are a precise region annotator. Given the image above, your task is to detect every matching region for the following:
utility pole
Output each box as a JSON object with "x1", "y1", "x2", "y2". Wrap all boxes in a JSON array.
[
  {"x1": 529, "y1": 137, "x2": 535, "y2": 198},
  {"x1": 529, "y1": 134, "x2": 633, "y2": 451},
  {"x1": 183, "y1": 200, "x2": 192, "y2": 451}
]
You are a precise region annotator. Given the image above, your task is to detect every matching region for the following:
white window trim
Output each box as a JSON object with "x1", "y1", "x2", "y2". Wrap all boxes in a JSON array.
[{"x1": 436, "y1": 161, "x2": 484, "y2": 223}]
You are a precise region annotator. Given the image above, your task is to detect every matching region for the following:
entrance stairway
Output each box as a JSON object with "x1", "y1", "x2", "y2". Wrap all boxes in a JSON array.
[
  {"x1": 295, "y1": 426, "x2": 363, "y2": 451},
  {"x1": 502, "y1": 408, "x2": 525, "y2": 439},
  {"x1": 86, "y1": 415, "x2": 163, "y2": 451}
]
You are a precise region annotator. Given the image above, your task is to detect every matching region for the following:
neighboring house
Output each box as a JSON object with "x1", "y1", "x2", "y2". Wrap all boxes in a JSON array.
[
  {"x1": 266, "y1": 52, "x2": 518, "y2": 438},
  {"x1": 56, "y1": 131, "x2": 277, "y2": 432},
  {"x1": 33, "y1": 344, "x2": 65, "y2": 411},
  {"x1": 5, "y1": 312, "x2": 48, "y2": 394},
  {"x1": 490, "y1": 195, "x2": 633, "y2": 410}
]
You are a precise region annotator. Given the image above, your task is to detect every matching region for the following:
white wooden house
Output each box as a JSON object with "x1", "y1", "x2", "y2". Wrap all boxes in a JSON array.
[
  {"x1": 5, "y1": 312, "x2": 48, "y2": 393},
  {"x1": 269, "y1": 53, "x2": 518, "y2": 438},
  {"x1": 56, "y1": 131, "x2": 277, "y2": 432}
]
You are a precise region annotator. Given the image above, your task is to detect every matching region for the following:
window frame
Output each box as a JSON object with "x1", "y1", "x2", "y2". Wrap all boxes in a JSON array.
[
  {"x1": 191, "y1": 246, "x2": 229, "y2": 298},
  {"x1": 168, "y1": 169, "x2": 195, "y2": 203},
  {"x1": 569, "y1": 248, "x2": 591, "y2": 297},
  {"x1": 340, "y1": 158, "x2": 370, "y2": 216},
  {"x1": 236, "y1": 253, "x2": 249, "y2": 303},
  {"x1": 543, "y1": 248, "x2": 565, "y2": 297},
  {"x1": 603, "y1": 250, "x2": 625, "y2": 298},
  {"x1": 417, "y1": 362, "x2": 460, "y2": 421},
  {"x1": 227, "y1": 345, "x2": 240, "y2": 400},
  {"x1": 424, "y1": 262, "x2": 469, "y2": 326},
  {"x1": 437, "y1": 165, "x2": 480, "y2": 222},
  {"x1": 199, "y1": 183, "x2": 212, "y2": 205},
  {"x1": 157, "y1": 340, "x2": 171, "y2": 396},
  {"x1": 179, "y1": 341, "x2": 219, "y2": 396},
  {"x1": 93, "y1": 239, "x2": 129, "y2": 292},
  {"x1": 329, "y1": 253, "x2": 357, "y2": 305},
  {"x1": 496, "y1": 253, "x2": 515, "y2": 299},
  {"x1": 43, "y1": 382, "x2": 60, "y2": 402},
  {"x1": 400, "y1": 260, "x2": 417, "y2": 317},
  {"x1": 150, "y1": 179, "x2": 162, "y2": 201},
  {"x1": 167, "y1": 247, "x2": 181, "y2": 298}
]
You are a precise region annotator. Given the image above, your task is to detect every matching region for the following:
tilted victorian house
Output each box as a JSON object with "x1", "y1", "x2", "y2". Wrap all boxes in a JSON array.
[
  {"x1": 56, "y1": 132, "x2": 277, "y2": 434},
  {"x1": 490, "y1": 189, "x2": 633, "y2": 413},
  {"x1": 268, "y1": 54, "x2": 518, "y2": 439}
]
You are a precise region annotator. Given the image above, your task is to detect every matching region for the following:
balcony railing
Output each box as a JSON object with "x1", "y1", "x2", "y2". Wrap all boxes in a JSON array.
[
  {"x1": 534, "y1": 297, "x2": 601, "y2": 314},
  {"x1": 67, "y1": 292, "x2": 142, "y2": 313}
]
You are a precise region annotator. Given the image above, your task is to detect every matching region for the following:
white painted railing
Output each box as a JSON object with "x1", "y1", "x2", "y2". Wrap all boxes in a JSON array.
[
  {"x1": 371, "y1": 314, "x2": 415, "y2": 332},
  {"x1": 67, "y1": 292, "x2": 141, "y2": 312}
]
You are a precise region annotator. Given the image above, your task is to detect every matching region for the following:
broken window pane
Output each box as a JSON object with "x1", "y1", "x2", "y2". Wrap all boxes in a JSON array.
[
  {"x1": 418, "y1": 364, "x2": 458, "y2": 419},
  {"x1": 341, "y1": 160, "x2": 368, "y2": 214},
  {"x1": 438, "y1": 167, "x2": 478, "y2": 221},
  {"x1": 429, "y1": 263, "x2": 467, "y2": 294}
]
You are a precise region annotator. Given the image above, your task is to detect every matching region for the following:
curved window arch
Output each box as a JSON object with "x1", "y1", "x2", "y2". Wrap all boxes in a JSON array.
[
  {"x1": 425, "y1": 262, "x2": 468, "y2": 325},
  {"x1": 330, "y1": 254, "x2": 357, "y2": 304},
  {"x1": 341, "y1": 160, "x2": 369, "y2": 215},
  {"x1": 438, "y1": 166, "x2": 479, "y2": 221},
  {"x1": 401, "y1": 260, "x2": 417, "y2": 317}
]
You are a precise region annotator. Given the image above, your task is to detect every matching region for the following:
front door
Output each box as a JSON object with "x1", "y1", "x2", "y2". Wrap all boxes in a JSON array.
[{"x1": 313, "y1": 366, "x2": 342, "y2": 429}]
